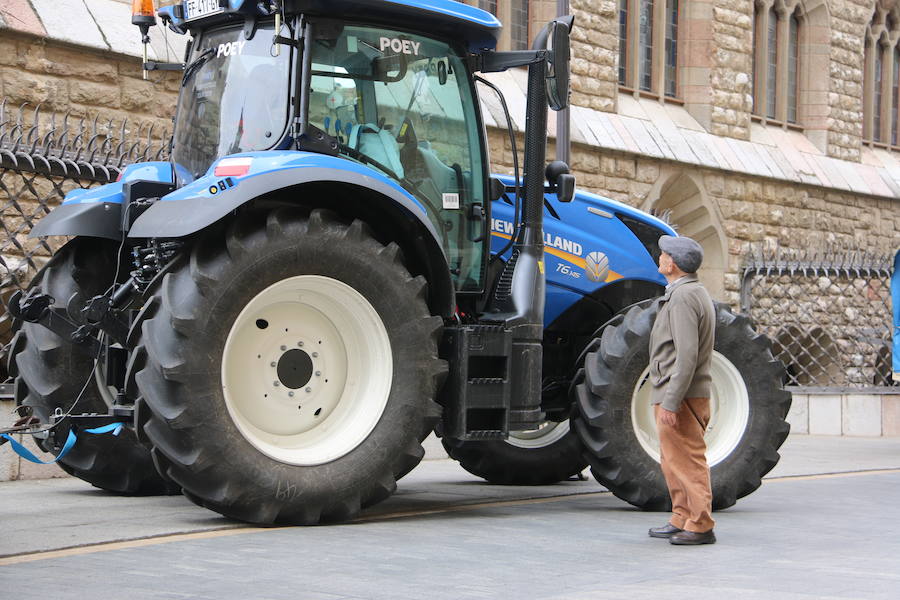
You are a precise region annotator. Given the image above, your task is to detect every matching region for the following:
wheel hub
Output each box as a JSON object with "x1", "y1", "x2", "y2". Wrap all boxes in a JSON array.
[
  {"x1": 276, "y1": 348, "x2": 314, "y2": 389},
  {"x1": 222, "y1": 275, "x2": 392, "y2": 466}
]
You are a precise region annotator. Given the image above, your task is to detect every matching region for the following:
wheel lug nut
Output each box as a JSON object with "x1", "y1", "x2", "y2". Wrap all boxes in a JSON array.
[
  {"x1": 312, "y1": 352, "x2": 319, "y2": 358},
  {"x1": 280, "y1": 345, "x2": 286, "y2": 351},
  {"x1": 274, "y1": 381, "x2": 280, "y2": 387},
  {"x1": 288, "y1": 391, "x2": 294, "y2": 397},
  {"x1": 305, "y1": 387, "x2": 312, "y2": 393},
  {"x1": 270, "y1": 362, "x2": 276, "y2": 367},
  {"x1": 315, "y1": 371, "x2": 321, "y2": 377},
  {"x1": 297, "y1": 341, "x2": 304, "y2": 347}
]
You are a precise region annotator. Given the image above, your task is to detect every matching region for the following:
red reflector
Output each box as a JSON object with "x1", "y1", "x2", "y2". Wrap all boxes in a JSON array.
[{"x1": 214, "y1": 158, "x2": 253, "y2": 177}]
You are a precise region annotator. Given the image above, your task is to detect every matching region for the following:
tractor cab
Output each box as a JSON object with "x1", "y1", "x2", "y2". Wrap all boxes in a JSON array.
[{"x1": 159, "y1": 1, "x2": 507, "y2": 293}]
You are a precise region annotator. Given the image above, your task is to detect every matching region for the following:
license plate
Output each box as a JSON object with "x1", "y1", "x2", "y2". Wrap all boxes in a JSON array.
[{"x1": 184, "y1": 0, "x2": 223, "y2": 21}]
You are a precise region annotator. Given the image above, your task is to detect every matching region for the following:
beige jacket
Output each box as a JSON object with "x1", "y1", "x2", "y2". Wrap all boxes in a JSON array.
[{"x1": 649, "y1": 274, "x2": 715, "y2": 412}]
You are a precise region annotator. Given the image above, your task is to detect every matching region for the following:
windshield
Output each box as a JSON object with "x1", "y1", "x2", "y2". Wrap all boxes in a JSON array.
[
  {"x1": 309, "y1": 23, "x2": 487, "y2": 292},
  {"x1": 172, "y1": 22, "x2": 291, "y2": 181}
]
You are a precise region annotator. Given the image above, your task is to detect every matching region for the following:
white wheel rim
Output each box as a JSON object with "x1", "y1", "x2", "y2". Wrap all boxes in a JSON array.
[
  {"x1": 506, "y1": 420, "x2": 571, "y2": 449},
  {"x1": 630, "y1": 351, "x2": 750, "y2": 467},
  {"x1": 221, "y1": 275, "x2": 392, "y2": 466}
]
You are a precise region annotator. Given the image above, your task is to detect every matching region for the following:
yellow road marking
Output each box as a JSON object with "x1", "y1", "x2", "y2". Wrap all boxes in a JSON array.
[
  {"x1": 0, "y1": 527, "x2": 268, "y2": 566},
  {"x1": 763, "y1": 468, "x2": 900, "y2": 482},
  {"x1": 1, "y1": 468, "x2": 897, "y2": 566}
]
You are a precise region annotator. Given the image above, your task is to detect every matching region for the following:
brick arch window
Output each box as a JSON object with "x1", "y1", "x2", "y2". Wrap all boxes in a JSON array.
[
  {"x1": 618, "y1": 0, "x2": 681, "y2": 99},
  {"x1": 863, "y1": 5, "x2": 900, "y2": 146},
  {"x1": 752, "y1": 0, "x2": 804, "y2": 126}
]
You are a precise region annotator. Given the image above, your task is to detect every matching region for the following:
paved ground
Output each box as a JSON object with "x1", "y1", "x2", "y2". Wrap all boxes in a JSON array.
[{"x1": 1, "y1": 435, "x2": 899, "y2": 599}]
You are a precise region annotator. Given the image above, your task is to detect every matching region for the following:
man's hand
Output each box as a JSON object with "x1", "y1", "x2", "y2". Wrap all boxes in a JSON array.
[{"x1": 658, "y1": 408, "x2": 678, "y2": 427}]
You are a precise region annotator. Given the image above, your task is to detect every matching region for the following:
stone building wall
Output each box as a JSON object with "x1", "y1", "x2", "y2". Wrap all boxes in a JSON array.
[
  {"x1": 708, "y1": 0, "x2": 753, "y2": 139},
  {"x1": 560, "y1": 0, "x2": 888, "y2": 162},
  {"x1": 568, "y1": 0, "x2": 618, "y2": 113},
  {"x1": 0, "y1": 32, "x2": 179, "y2": 142},
  {"x1": 828, "y1": 0, "x2": 869, "y2": 162}
]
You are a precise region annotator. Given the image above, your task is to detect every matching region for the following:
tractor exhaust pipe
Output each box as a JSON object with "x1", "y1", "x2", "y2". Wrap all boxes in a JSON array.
[{"x1": 495, "y1": 17, "x2": 573, "y2": 428}]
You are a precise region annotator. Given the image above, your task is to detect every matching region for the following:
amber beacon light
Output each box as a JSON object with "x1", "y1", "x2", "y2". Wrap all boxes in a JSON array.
[{"x1": 132, "y1": 1, "x2": 157, "y2": 80}]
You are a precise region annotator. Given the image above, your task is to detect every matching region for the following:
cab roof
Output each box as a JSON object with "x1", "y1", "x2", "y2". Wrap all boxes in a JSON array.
[{"x1": 160, "y1": 0, "x2": 501, "y2": 52}]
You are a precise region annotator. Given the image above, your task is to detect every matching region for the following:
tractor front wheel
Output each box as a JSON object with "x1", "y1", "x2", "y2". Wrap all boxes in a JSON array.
[
  {"x1": 134, "y1": 209, "x2": 445, "y2": 524},
  {"x1": 572, "y1": 300, "x2": 791, "y2": 510}
]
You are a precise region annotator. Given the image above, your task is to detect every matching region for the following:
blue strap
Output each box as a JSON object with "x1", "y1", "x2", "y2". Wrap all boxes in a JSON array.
[
  {"x1": 84, "y1": 423, "x2": 125, "y2": 436},
  {"x1": 1, "y1": 422, "x2": 125, "y2": 464},
  {"x1": 1, "y1": 429, "x2": 77, "y2": 464}
]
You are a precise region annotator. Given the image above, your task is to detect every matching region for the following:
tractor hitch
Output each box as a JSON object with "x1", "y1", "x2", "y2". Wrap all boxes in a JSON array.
[
  {"x1": 50, "y1": 407, "x2": 134, "y2": 430},
  {"x1": 7, "y1": 289, "x2": 101, "y2": 355},
  {"x1": 7, "y1": 277, "x2": 139, "y2": 352}
]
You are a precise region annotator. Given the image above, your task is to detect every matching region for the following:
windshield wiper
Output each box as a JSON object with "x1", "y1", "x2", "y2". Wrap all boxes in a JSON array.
[{"x1": 182, "y1": 48, "x2": 216, "y2": 87}]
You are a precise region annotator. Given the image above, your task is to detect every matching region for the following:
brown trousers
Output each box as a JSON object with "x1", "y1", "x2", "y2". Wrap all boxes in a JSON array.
[{"x1": 655, "y1": 397, "x2": 715, "y2": 533}]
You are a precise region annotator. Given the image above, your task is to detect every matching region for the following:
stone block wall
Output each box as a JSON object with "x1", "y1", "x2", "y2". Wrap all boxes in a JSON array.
[
  {"x1": 0, "y1": 32, "x2": 179, "y2": 137},
  {"x1": 569, "y1": 0, "x2": 618, "y2": 113},
  {"x1": 828, "y1": 0, "x2": 869, "y2": 162},
  {"x1": 709, "y1": 0, "x2": 753, "y2": 139},
  {"x1": 559, "y1": 0, "x2": 883, "y2": 162}
]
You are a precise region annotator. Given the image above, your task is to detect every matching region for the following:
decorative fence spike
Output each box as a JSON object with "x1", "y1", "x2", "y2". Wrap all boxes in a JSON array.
[
  {"x1": 742, "y1": 245, "x2": 894, "y2": 389},
  {"x1": 0, "y1": 98, "x2": 171, "y2": 378}
]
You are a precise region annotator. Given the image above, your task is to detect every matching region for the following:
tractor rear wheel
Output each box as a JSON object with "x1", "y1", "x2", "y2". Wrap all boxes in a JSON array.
[
  {"x1": 442, "y1": 420, "x2": 586, "y2": 485},
  {"x1": 572, "y1": 300, "x2": 791, "y2": 511},
  {"x1": 7, "y1": 238, "x2": 177, "y2": 495},
  {"x1": 134, "y1": 209, "x2": 445, "y2": 524}
]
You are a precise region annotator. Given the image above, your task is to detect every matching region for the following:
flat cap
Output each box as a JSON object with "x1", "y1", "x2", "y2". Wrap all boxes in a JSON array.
[{"x1": 658, "y1": 235, "x2": 703, "y2": 273}]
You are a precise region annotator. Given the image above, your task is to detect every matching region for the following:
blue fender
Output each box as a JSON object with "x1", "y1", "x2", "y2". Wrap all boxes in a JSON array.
[
  {"x1": 129, "y1": 152, "x2": 441, "y2": 241},
  {"x1": 29, "y1": 162, "x2": 173, "y2": 240},
  {"x1": 129, "y1": 152, "x2": 455, "y2": 316}
]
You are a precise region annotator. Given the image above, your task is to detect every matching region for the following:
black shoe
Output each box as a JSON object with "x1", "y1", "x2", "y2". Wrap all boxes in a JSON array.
[
  {"x1": 669, "y1": 529, "x2": 716, "y2": 545},
  {"x1": 648, "y1": 523, "x2": 683, "y2": 538}
]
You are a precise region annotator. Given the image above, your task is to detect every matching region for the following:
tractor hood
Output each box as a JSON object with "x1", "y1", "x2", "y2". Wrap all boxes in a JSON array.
[{"x1": 492, "y1": 174, "x2": 676, "y2": 236}]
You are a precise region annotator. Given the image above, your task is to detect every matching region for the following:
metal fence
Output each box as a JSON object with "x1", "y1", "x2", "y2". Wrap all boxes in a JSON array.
[
  {"x1": 741, "y1": 247, "x2": 895, "y2": 391},
  {"x1": 0, "y1": 100, "x2": 169, "y2": 379}
]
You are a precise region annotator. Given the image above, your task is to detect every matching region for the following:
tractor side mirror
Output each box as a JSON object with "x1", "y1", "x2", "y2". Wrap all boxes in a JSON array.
[
  {"x1": 546, "y1": 160, "x2": 575, "y2": 203},
  {"x1": 543, "y1": 16, "x2": 574, "y2": 112}
]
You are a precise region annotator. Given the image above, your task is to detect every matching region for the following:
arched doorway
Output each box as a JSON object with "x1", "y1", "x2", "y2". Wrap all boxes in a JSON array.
[{"x1": 644, "y1": 171, "x2": 727, "y2": 300}]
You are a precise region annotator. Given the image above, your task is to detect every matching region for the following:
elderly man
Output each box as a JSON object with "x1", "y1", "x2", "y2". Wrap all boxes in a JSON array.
[{"x1": 647, "y1": 235, "x2": 717, "y2": 546}]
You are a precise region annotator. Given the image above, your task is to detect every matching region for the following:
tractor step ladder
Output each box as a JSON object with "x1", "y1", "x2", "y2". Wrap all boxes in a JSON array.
[{"x1": 440, "y1": 324, "x2": 513, "y2": 440}]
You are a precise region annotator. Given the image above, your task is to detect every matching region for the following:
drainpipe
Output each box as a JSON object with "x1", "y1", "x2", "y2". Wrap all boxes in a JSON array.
[{"x1": 555, "y1": 0, "x2": 570, "y2": 164}]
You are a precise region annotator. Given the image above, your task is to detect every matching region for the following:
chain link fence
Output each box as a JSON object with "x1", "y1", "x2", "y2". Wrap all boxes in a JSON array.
[
  {"x1": 0, "y1": 100, "x2": 169, "y2": 380},
  {"x1": 741, "y1": 247, "x2": 895, "y2": 391}
]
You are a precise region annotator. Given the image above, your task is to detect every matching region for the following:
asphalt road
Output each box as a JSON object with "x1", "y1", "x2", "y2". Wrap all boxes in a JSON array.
[{"x1": 1, "y1": 435, "x2": 899, "y2": 599}]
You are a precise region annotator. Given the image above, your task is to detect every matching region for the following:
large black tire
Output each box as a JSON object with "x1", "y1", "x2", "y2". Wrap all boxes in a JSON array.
[
  {"x1": 572, "y1": 300, "x2": 791, "y2": 511},
  {"x1": 7, "y1": 238, "x2": 178, "y2": 495},
  {"x1": 134, "y1": 209, "x2": 445, "y2": 524},
  {"x1": 442, "y1": 422, "x2": 586, "y2": 485}
]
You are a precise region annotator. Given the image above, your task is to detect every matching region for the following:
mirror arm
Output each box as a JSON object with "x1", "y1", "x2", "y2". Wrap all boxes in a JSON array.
[
  {"x1": 475, "y1": 50, "x2": 547, "y2": 73},
  {"x1": 142, "y1": 61, "x2": 185, "y2": 72}
]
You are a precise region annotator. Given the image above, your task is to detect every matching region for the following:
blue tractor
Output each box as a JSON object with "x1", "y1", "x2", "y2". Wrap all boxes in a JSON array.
[{"x1": 6, "y1": 0, "x2": 790, "y2": 523}]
